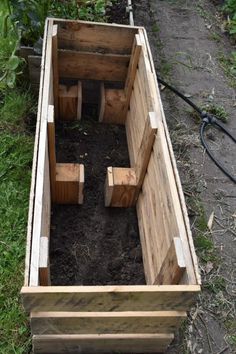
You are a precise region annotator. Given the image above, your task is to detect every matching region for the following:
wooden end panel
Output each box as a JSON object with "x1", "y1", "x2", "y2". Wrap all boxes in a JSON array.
[
  {"x1": 21, "y1": 285, "x2": 200, "y2": 312},
  {"x1": 32, "y1": 333, "x2": 174, "y2": 353},
  {"x1": 31, "y1": 311, "x2": 186, "y2": 335},
  {"x1": 57, "y1": 22, "x2": 138, "y2": 54}
]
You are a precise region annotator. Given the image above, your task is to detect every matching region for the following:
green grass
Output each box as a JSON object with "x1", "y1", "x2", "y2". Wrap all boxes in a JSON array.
[{"x1": 0, "y1": 131, "x2": 33, "y2": 353}]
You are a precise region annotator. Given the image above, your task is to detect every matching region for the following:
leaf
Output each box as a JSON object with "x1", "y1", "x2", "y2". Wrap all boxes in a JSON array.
[
  {"x1": 6, "y1": 55, "x2": 20, "y2": 71},
  {"x1": 6, "y1": 71, "x2": 16, "y2": 88}
]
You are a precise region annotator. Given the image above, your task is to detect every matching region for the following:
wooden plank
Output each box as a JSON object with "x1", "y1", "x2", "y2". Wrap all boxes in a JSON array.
[
  {"x1": 33, "y1": 333, "x2": 174, "y2": 353},
  {"x1": 29, "y1": 20, "x2": 54, "y2": 286},
  {"x1": 155, "y1": 238, "x2": 186, "y2": 285},
  {"x1": 59, "y1": 84, "x2": 80, "y2": 121},
  {"x1": 39, "y1": 237, "x2": 50, "y2": 286},
  {"x1": 135, "y1": 112, "x2": 158, "y2": 189},
  {"x1": 55, "y1": 163, "x2": 84, "y2": 204},
  {"x1": 31, "y1": 311, "x2": 186, "y2": 334},
  {"x1": 58, "y1": 50, "x2": 130, "y2": 82},
  {"x1": 124, "y1": 34, "x2": 142, "y2": 112},
  {"x1": 24, "y1": 20, "x2": 49, "y2": 286},
  {"x1": 142, "y1": 28, "x2": 201, "y2": 285},
  {"x1": 21, "y1": 285, "x2": 200, "y2": 312},
  {"x1": 57, "y1": 20, "x2": 138, "y2": 54},
  {"x1": 52, "y1": 25, "x2": 59, "y2": 119},
  {"x1": 28, "y1": 55, "x2": 41, "y2": 84},
  {"x1": 47, "y1": 105, "x2": 56, "y2": 200}
]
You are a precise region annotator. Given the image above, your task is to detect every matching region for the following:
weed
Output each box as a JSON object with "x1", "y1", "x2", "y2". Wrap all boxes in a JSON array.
[
  {"x1": 204, "y1": 276, "x2": 226, "y2": 294},
  {"x1": 0, "y1": 89, "x2": 35, "y2": 131},
  {"x1": 218, "y1": 51, "x2": 236, "y2": 87},
  {"x1": 152, "y1": 24, "x2": 160, "y2": 33},
  {"x1": 209, "y1": 32, "x2": 221, "y2": 42},
  {"x1": 159, "y1": 59, "x2": 173, "y2": 78}
]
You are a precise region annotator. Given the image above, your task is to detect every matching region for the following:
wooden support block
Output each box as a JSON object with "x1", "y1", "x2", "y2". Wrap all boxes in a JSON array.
[
  {"x1": 52, "y1": 25, "x2": 59, "y2": 119},
  {"x1": 135, "y1": 112, "x2": 158, "y2": 189},
  {"x1": 28, "y1": 55, "x2": 41, "y2": 84},
  {"x1": 32, "y1": 333, "x2": 174, "y2": 353},
  {"x1": 105, "y1": 167, "x2": 137, "y2": 207},
  {"x1": 99, "y1": 85, "x2": 126, "y2": 125},
  {"x1": 31, "y1": 311, "x2": 186, "y2": 335},
  {"x1": 59, "y1": 82, "x2": 82, "y2": 121},
  {"x1": 155, "y1": 238, "x2": 186, "y2": 285},
  {"x1": 54, "y1": 163, "x2": 84, "y2": 204},
  {"x1": 39, "y1": 237, "x2": 50, "y2": 286}
]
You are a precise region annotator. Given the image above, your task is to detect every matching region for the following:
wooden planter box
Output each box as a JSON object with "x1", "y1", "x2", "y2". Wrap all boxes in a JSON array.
[{"x1": 21, "y1": 18, "x2": 201, "y2": 353}]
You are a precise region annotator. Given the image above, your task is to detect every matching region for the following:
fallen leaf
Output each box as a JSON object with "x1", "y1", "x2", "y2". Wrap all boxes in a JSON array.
[{"x1": 205, "y1": 261, "x2": 214, "y2": 274}]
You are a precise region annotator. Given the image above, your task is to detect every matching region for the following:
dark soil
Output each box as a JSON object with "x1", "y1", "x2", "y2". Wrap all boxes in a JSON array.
[
  {"x1": 50, "y1": 107, "x2": 145, "y2": 286},
  {"x1": 107, "y1": 0, "x2": 129, "y2": 25}
]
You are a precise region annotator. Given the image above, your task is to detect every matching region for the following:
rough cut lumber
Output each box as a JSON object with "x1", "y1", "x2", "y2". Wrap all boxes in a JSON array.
[
  {"x1": 59, "y1": 83, "x2": 82, "y2": 121},
  {"x1": 155, "y1": 238, "x2": 186, "y2": 285},
  {"x1": 30, "y1": 311, "x2": 186, "y2": 335},
  {"x1": 47, "y1": 105, "x2": 56, "y2": 200},
  {"x1": 52, "y1": 25, "x2": 59, "y2": 119},
  {"x1": 135, "y1": 112, "x2": 158, "y2": 190},
  {"x1": 124, "y1": 34, "x2": 142, "y2": 115},
  {"x1": 24, "y1": 19, "x2": 50, "y2": 287},
  {"x1": 105, "y1": 167, "x2": 137, "y2": 207},
  {"x1": 21, "y1": 285, "x2": 200, "y2": 312},
  {"x1": 56, "y1": 20, "x2": 139, "y2": 54},
  {"x1": 58, "y1": 49, "x2": 130, "y2": 82},
  {"x1": 32, "y1": 333, "x2": 174, "y2": 353},
  {"x1": 39, "y1": 237, "x2": 50, "y2": 286},
  {"x1": 99, "y1": 86, "x2": 126, "y2": 124},
  {"x1": 54, "y1": 163, "x2": 84, "y2": 204}
]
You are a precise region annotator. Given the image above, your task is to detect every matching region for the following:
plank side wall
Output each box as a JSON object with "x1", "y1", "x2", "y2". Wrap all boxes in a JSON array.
[{"x1": 136, "y1": 29, "x2": 197, "y2": 285}]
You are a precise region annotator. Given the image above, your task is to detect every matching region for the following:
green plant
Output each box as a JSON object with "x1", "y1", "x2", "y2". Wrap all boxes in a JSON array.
[
  {"x1": 9, "y1": 0, "x2": 50, "y2": 45},
  {"x1": 0, "y1": 2, "x2": 23, "y2": 90},
  {"x1": 223, "y1": 0, "x2": 236, "y2": 38}
]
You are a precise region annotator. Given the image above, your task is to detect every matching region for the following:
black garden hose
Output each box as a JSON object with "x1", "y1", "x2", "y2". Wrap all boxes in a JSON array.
[{"x1": 157, "y1": 75, "x2": 236, "y2": 184}]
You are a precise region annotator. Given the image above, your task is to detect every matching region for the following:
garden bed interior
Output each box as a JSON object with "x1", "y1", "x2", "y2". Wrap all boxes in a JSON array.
[{"x1": 21, "y1": 18, "x2": 201, "y2": 353}]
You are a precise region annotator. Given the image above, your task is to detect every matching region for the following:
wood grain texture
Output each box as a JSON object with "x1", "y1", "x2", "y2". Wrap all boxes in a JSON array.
[
  {"x1": 32, "y1": 333, "x2": 174, "y2": 353},
  {"x1": 21, "y1": 285, "x2": 200, "y2": 312},
  {"x1": 52, "y1": 25, "x2": 59, "y2": 119},
  {"x1": 57, "y1": 21, "x2": 138, "y2": 54},
  {"x1": 59, "y1": 84, "x2": 80, "y2": 121},
  {"x1": 47, "y1": 105, "x2": 56, "y2": 200},
  {"x1": 39, "y1": 237, "x2": 50, "y2": 286},
  {"x1": 58, "y1": 50, "x2": 130, "y2": 82},
  {"x1": 31, "y1": 311, "x2": 186, "y2": 335},
  {"x1": 101, "y1": 89, "x2": 126, "y2": 124},
  {"x1": 155, "y1": 238, "x2": 186, "y2": 285},
  {"x1": 55, "y1": 163, "x2": 84, "y2": 204}
]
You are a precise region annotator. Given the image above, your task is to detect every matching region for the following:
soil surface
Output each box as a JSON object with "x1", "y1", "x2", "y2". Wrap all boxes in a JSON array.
[
  {"x1": 134, "y1": 0, "x2": 236, "y2": 353},
  {"x1": 107, "y1": 0, "x2": 129, "y2": 25},
  {"x1": 50, "y1": 110, "x2": 145, "y2": 286}
]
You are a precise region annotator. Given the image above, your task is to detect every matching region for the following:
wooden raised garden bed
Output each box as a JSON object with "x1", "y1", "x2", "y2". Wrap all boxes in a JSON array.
[{"x1": 21, "y1": 18, "x2": 201, "y2": 353}]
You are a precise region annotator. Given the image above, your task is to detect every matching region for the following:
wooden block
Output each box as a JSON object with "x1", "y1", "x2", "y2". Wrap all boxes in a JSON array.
[
  {"x1": 59, "y1": 83, "x2": 82, "y2": 121},
  {"x1": 155, "y1": 238, "x2": 186, "y2": 285},
  {"x1": 105, "y1": 167, "x2": 137, "y2": 207},
  {"x1": 58, "y1": 50, "x2": 130, "y2": 82},
  {"x1": 52, "y1": 25, "x2": 59, "y2": 119},
  {"x1": 21, "y1": 285, "x2": 201, "y2": 312},
  {"x1": 99, "y1": 88, "x2": 126, "y2": 124},
  {"x1": 39, "y1": 237, "x2": 50, "y2": 286},
  {"x1": 32, "y1": 333, "x2": 174, "y2": 353},
  {"x1": 31, "y1": 311, "x2": 186, "y2": 335},
  {"x1": 54, "y1": 163, "x2": 84, "y2": 204}
]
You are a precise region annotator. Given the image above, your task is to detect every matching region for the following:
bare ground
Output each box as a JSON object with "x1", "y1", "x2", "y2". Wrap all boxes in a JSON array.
[{"x1": 134, "y1": 1, "x2": 236, "y2": 353}]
